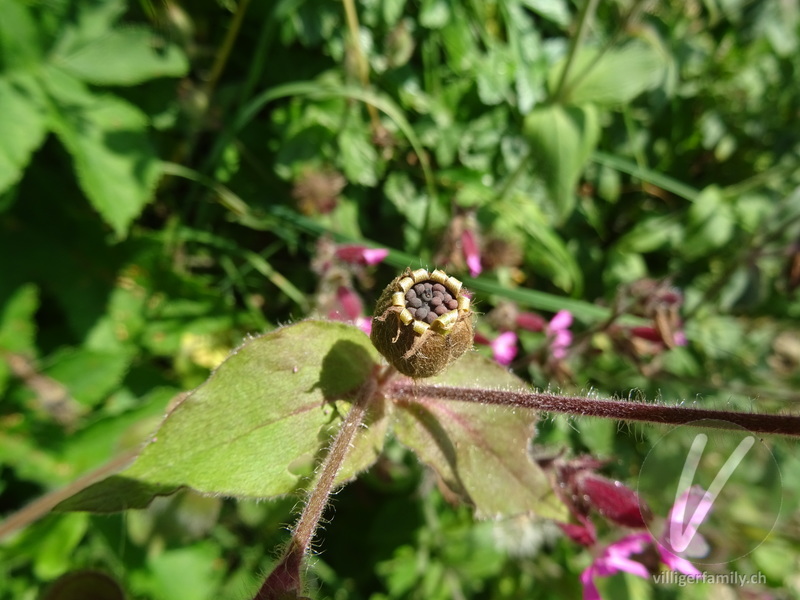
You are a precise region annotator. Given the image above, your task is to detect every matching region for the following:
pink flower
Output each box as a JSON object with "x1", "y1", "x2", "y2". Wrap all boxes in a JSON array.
[
  {"x1": 547, "y1": 310, "x2": 573, "y2": 359},
  {"x1": 581, "y1": 486, "x2": 709, "y2": 600},
  {"x1": 461, "y1": 230, "x2": 482, "y2": 277},
  {"x1": 490, "y1": 331, "x2": 518, "y2": 365},
  {"x1": 475, "y1": 331, "x2": 518, "y2": 366},
  {"x1": 328, "y1": 285, "x2": 372, "y2": 335},
  {"x1": 335, "y1": 245, "x2": 389, "y2": 266}
]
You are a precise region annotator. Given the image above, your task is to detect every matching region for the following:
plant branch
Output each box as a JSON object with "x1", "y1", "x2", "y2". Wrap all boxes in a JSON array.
[
  {"x1": 389, "y1": 383, "x2": 800, "y2": 438},
  {"x1": 551, "y1": 0, "x2": 600, "y2": 103},
  {"x1": 0, "y1": 448, "x2": 138, "y2": 540},
  {"x1": 253, "y1": 366, "x2": 393, "y2": 599}
]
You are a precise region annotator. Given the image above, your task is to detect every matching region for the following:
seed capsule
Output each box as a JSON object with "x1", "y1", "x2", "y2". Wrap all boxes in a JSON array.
[{"x1": 370, "y1": 268, "x2": 474, "y2": 378}]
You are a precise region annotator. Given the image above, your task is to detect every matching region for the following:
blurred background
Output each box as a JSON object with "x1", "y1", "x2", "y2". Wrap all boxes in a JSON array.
[{"x1": 1, "y1": 0, "x2": 799, "y2": 598}]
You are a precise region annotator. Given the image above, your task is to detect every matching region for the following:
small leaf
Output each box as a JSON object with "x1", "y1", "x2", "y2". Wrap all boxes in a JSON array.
[
  {"x1": 34, "y1": 514, "x2": 89, "y2": 579},
  {"x1": 550, "y1": 41, "x2": 667, "y2": 106},
  {"x1": 0, "y1": 74, "x2": 49, "y2": 194},
  {"x1": 390, "y1": 353, "x2": 568, "y2": 521},
  {"x1": 41, "y1": 66, "x2": 160, "y2": 237},
  {"x1": 42, "y1": 348, "x2": 130, "y2": 407},
  {"x1": 0, "y1": 283, "x2": 39, "y2": 354},
  {"x1": 56, "y1": 321, "x2": 386, "y2": 513},
  {"x1": 524, "y1": 103, "x2": 599, "y2": 220},
  {"x1": 53, "y1": 27, "x2": 189, "y2": 86},
  {"x1": 0, "y1": 0, "x2": 45, "y2": 69},
  {"x1": 338, "y1": 123, "x2": 380, "y2": 187}
]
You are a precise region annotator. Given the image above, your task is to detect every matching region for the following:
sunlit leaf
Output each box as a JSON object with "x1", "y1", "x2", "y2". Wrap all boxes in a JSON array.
[
  {"x1": 56, "y1": 321, "x2": 386, "y2": 513},
  {"x1": 551, "y1": 41, "x2": 667, "y2": 106},
  {"x1": 53, "y1": 27, "x2": 188, "y2": 86},
  {"x1": 390, "y1": 353, "x2": 568, "y2": 521},
  {"x1": 524, "y1": 103, "x2": 600, "y2": 220},
  {"x1": 0, "y1": 74, "x2": 48, "y2": 194},
  {"x1": 41, "y1": 66, "x2": 160, "y2": 237}
]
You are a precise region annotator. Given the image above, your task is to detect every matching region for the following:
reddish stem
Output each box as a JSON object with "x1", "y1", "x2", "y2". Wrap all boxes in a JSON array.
[
  {"x1": 388, "y1": 383, "x2": 800, "y2": 438},
  {"x1": 253, "y1": 366, "x2": 393, "y2": 600}
]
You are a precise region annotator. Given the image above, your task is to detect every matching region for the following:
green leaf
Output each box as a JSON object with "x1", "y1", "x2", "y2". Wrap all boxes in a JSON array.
[
  {"x1": 0, "y1": 73, "x2": 49, "y2": 194},
  {"x1": 43, "y1": 348, "x2": 130, "y2": 408},
  {"x1": 33, "y1": 514, "x2": 89, "y2": 579},
  {"x1": 524, "y1": 103, "x2": 600, "y2": 221},
  {"x1": 682, "y1": 185, "x2": 735, "y2": 259},
  {"x1": 338, "y1": 122, "x2": 380, "y2": 187},
  {"x1": 0, "y1": 0, "x2": 45, "y2": 69},
  {"x1": 551, "y1": 41, "x2": 667, "y2": 106},
  {"x1": 53, "y1": 27, "x2": 188, "y2": 86},
  {"x1": 41, "y1": 66, "x2": 160, "y2": 237},
  {"x1": 56, "y1": 321, "x2": 387, "y2": 513},
  {"x1": 420, "y1": 0, "x2": 451, "y2": 29},
  {"x1": 0, "y1": 283, "x2": 39, "y2": 354},
  {"x1": 390, "y1": 353, "x2": 568, "y2": 521},
  {"x1": 519, "y1": 0, "x2": 571, "y2": 27}
]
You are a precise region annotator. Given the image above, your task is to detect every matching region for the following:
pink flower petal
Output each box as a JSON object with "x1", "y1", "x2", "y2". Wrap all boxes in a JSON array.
[
  {"x1": 657, "y1": 547, "x2": 702, "y2": 576},
  {"x1": 335, "y1": 285, "x2": 364, "y2": 320},
  {"x1": 490, "y1": 331, "x2": 518, "y2": 365},
  {"x1": 549, "y1": 309, "x2": 573, "y2": 332},
  {"x1": 580, "y1": 566, "x2": 603, "y2": 600},
  {"x1": 335, "y1": 245, "x2": 389, "y2": 266},
  {"x1": 581, "y1": 533, "x2": 652, "y2": 599},
  {"x1": 663, "y1": 485, "x2": 712, "y2": 557},
  {"x1": 356, "y1": 317, "x2": 372, "y2": 336},
  {"x1": 461, "y1": 230, "x2": 482, "y2": 277}
]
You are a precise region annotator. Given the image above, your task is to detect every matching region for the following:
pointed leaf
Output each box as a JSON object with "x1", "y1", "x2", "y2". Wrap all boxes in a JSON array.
[
  {"x1": 0, "y1": 74, "x2": 49, "y2": 194},
  {"x1": 41, "y1": 66, "x2": 160, "y2": 237},
  {"x1": 56, "y1": 321, "x2": 387, "y2": 513},
  {"x1": 524, "y1": 103, "x2": 599, "y2": 220},
  {"x1": 551, "y1": 41, "x2": 667, "y2": 106},
  {"x1": 390, "y1": 353, "x2": 568, "y2": 521},
  {"x1": 54, "y1": 27, "x2": 188, "y2": 86}
]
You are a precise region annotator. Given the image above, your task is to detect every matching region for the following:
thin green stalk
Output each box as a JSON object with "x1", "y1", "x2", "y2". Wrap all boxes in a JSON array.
[{"x1": 552, "y1": 0, "x2": 601, "y2": 103}]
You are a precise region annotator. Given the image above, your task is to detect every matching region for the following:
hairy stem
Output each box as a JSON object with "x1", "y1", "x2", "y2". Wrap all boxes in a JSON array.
[
  {"x1": 389, "y1": 383, "x2": 800, "y2": 438},
  {"x1": 253, "y1": 366, "x2": 392, "y2": 599}
]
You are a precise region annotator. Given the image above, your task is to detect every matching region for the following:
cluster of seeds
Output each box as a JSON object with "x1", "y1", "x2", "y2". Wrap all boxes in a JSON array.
[{"x1": 405, "y1": 281, "x2": 459, "y2": 324}]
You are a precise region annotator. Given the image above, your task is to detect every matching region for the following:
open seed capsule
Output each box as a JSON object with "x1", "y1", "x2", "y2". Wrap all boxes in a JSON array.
[{"x1": 370, "y1": 268, "x2": 474, "y2": 378}]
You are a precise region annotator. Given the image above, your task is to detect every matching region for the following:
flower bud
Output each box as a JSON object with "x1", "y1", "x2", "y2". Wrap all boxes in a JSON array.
[{"x1": 370, "y1": 268, "x2": 474, "y2": 378}]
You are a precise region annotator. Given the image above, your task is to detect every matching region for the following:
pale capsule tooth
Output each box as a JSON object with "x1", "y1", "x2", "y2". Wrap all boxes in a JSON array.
[
  {"x1": 411, "y1": 268, "x2": 429, "y2": 282},
  {"x1": 413, "y1": 320, "x2": 430, "y2": 335},
  {"x1": 430, "y1": 269, "x2": 449, "y2": 284},
  {"x1": 398, "y1": 308, "x2": 414, "y2": 325},
  {"x1": 431, "y1": 311, "x2": 458, "y2": 333},
  {"x1": 458, "y1": 296, "x2": 471, "y2": 311},
  {"x1": 446, "y1": 276, "x2": 462, "y2": 296},
  {"x1": 391, "y1": 291, "x2": 406, "y2": 307},
  {"x1": 398, "y1": 277, "x2": 415, "y2": 293}
]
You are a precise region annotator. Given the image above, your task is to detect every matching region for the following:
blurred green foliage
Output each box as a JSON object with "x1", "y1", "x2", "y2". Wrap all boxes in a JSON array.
[{"x1": 1, "y1": 0, "x2": 800, "y2": 598}]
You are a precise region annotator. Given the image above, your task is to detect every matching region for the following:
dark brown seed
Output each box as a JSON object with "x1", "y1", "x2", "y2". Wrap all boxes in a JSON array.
[
  {"x1": 432, "y1": 283, "x2": 446, "y2": 293},
  {"x1": 416, "y1": 306, "x2": 429, "y2": 320},
  {"x1": 406, "y1": 290, "x2": 417, "y2": 301},
  {"x1": 446, "y1": 299, "x2": 458, "y2": 310},
  {"x1": 435, "y1": 304, "x2": 448, "y2": 316},
  {"x1": 414, "y1": 283, "x2": 425, "y2": 295},
  {"x1": 425, "y1": 312, "x2": 437, "y2": 324},
  {"x1": 430, "y1": 295, "x2": 442, "y2": 306},
  {"x1": 408, "y1": 297, "x2": 422, "y2": 308}
]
